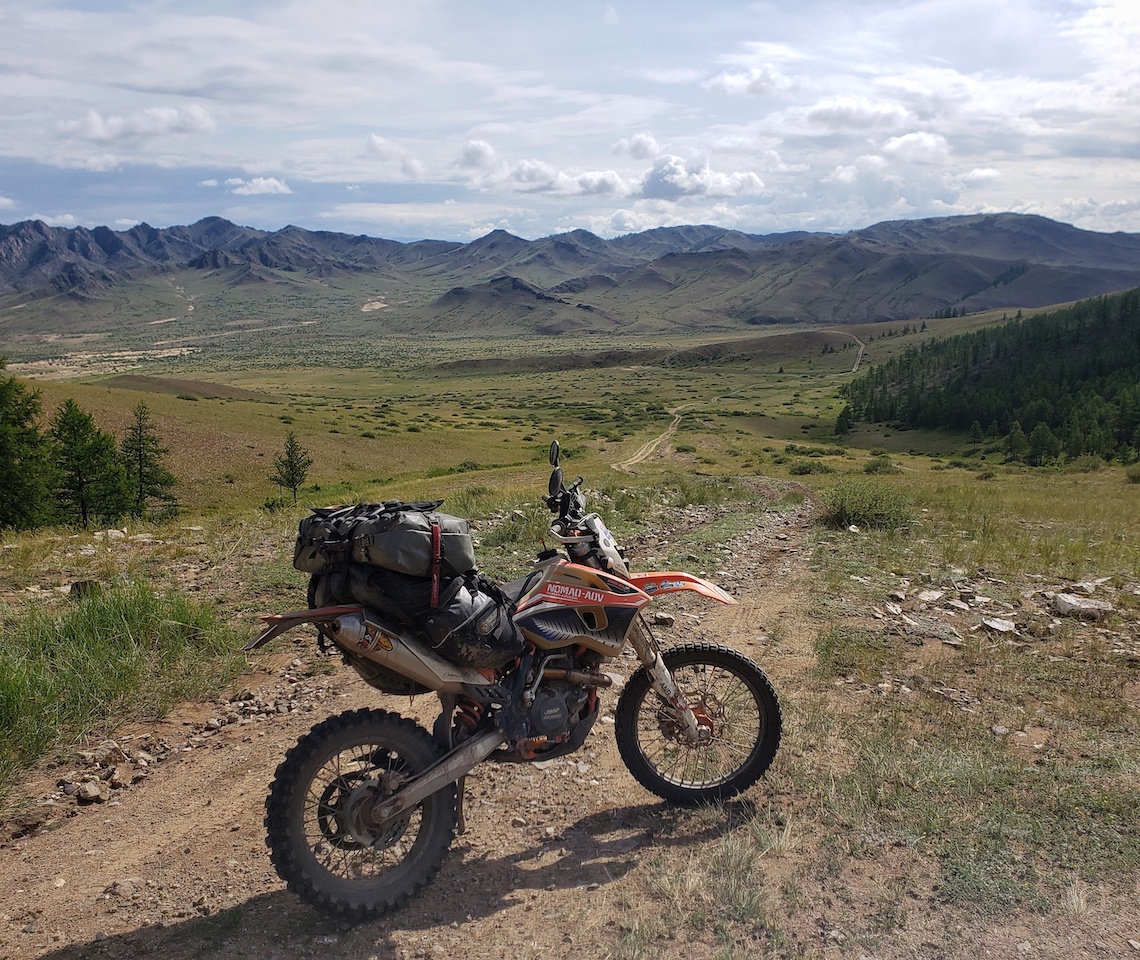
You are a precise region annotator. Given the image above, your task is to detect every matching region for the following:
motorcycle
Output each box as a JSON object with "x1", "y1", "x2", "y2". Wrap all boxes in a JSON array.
[{"x1": 246, "y1": 441, "x2": 781, "y2": 920}]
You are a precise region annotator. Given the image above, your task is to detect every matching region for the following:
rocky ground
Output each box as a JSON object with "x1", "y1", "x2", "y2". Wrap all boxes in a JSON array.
[{"x1": 2, "y1": 484, "x2": 1138, "y2": 960}]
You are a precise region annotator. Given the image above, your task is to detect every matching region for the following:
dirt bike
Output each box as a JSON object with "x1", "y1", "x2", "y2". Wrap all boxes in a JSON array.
[{"x1": 246, "y1": 441, "x2": 781, "y2": 920}]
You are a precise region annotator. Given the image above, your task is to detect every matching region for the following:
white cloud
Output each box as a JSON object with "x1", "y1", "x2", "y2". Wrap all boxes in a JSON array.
[
  {"x1": 114, "y1": 218, "x2": 139, "y2": 227},
  {"x1": 640, "y1": 155, "x2": 764, "y2": 200},
  {"x1": 365, "y1": 135, "x2": 399, "y2": 160},
  {"x1": 602, "y1": 5, "x2": 619, "y2": 25},
  {"x1": 883, "y1": 132, "x2": 950, "y2": 163},
  {"x1": 198, "y1": 178, "x2": 219, "y2": 187},
  {"x1": 705, "y1": 66, "x2": 790, "y2": 97},
  {"x1": 807, "y1": 97, "x2": 910, "y2": 130},
  {"x1": 612, "y1": 134, "x2": 660, "y2": 159},
  {"x1": 229, "y1": 177, "x2": 292, "y2": 196},
  {"x1": 0, "y1": 194, "x2": 15, "y2": 210},
  {"x1": 32, "y1": 212, "x2": 79, "y2": 227},
  {"x1": 59, "y1": 105, "x2": 215, "y2": 143},
  {"x1": 459, "y1": 140, "x2": 497, "y2": 169},
  {"x1": 959, "y1": 167, "x2": 1001, "y2": 183}
]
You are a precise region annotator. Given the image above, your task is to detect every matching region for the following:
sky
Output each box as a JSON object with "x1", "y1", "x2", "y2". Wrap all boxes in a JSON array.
[{"x1": 2, "y1": 0, "x2": 1139, "y2": 242}]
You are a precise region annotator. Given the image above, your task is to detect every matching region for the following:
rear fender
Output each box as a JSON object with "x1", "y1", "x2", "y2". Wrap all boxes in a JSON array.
[{"x1": 627, "y1": 571, "x2": 737, "y2": 605}]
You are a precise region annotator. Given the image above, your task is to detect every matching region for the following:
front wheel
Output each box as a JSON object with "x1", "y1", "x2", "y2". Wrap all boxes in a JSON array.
[
  {"x1": 614, "y1": 642, "x2": 781, "y2": 805},
  {"x1": 264, "y1": 708, "x2": 457, "y2": 920}
]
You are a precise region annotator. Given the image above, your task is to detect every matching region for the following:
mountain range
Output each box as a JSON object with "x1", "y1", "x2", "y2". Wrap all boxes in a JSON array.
[{"x1": 2, "y1": 213, "x2": 1140, "y2": 340}]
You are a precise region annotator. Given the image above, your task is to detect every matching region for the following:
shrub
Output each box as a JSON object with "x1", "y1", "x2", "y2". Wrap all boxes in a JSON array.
[
  {"x1": 818, "y1": 478, "x2": 912, "y2": 530},
  {"x1": 863, "y1": 454, "x2": 899, "y2": 474},
  {"x1": 1127, "y1": 464, "x2": 1140, "y2": 485},
  {"x1": 789, "y1": 459, "x2": 835, "y2": 475}
]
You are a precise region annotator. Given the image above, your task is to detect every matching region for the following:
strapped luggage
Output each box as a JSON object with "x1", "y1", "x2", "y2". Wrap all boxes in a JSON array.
[
  {"x1": 294, "y1": 500, "x2": 475, "y2": 579},
  {"x1": 296, "y1": 501, "x2": 522, "y2": 669}
]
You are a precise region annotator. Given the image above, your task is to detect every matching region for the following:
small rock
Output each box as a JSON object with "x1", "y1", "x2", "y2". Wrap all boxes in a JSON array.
[
  {"x1": 76, "y1": 781, "x2": 110, "y2": 804},
  {"x1": 917, "y1": 589, "x2": 944, "y2": 603},
  {"x1": 93, "y1": 740, "x2": 127, "y2": 766},
  {"x1": 1054, "y1": 593, "x2": 1114, "y2": 620},
  {"x1": 510, "y1": 816, "x2": 528, "y2": 828},
  {"x1": 991, "y1": 726, "x2": 1010, "y2": 736},
  {"x1": 983, "y1": 617, "x2": 1017, "y2": 633},
  {"x1": 652, "y1": 612, "x2": 675, "y2": 627}
]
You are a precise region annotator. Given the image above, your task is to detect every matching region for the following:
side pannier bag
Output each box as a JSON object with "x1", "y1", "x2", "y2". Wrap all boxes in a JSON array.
[{"x1": 422, "y1": 580, "x2": 524, "y2": 669}]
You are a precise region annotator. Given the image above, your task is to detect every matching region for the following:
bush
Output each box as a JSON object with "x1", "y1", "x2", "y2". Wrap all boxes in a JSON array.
[
  {"x1": 863, "y1": 454, "x2": 899, "y2": 474},
  {"x1": 789, "y1": 459, "x2": 835, "y2": 475},
  {"x1": 1127, "y1": 464, "x2": 1140, "y2": 484},
  {"x1": 818, "y1": 478, "x2": 912, "y2": 530}
]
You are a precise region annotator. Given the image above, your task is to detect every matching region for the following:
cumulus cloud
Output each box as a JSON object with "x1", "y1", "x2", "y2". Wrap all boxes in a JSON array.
[
  {"x1": 640, "y1": 155, "x2": 764, "y2": 200},
  {"x1": 228, "y1": 177, "x2": 292, "y2": 195},
  {"x1": 199, "y1": 178, "x2": 219, "y2": 187},
  {"x1": 459, "y1": 140, "x2": 497, "y2": 169},
  {"x1": 32, "y1": 213, "x2": 79, "y2": 227},
  {"x1": 807, "y1": 97, "x2": 910, "y2": 130},
  {"x1": 705, "y1": 66, "x2": 789, "y2": 96},
  {"x1": 883, "y1": 132, "x2": 950, "y2": 163},
  {"x1": 612, "y1": 134, "x2": 661, "y2": 159},
  {"x1": 59, "y1": 105, "x2": 215, "y2": 142},
  {"x1": 825, "y1": 155, "x2": 890, "y2": 185},
  {"x1": 958, "y1": 167, "x2": 1001, "y2": 183},
  {"x1": 0, "y1": 195, "x2": 16, "y2": 210}
]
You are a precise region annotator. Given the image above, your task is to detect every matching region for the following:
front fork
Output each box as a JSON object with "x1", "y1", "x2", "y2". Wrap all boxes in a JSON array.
[{"x1": 628, "y1": 617, "x2": 707, "y2": 745}]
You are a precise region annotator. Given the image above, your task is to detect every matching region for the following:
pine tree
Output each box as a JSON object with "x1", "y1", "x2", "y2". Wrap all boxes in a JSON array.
[
  {"x1": 968, "y1": 420, "x2": 984, "y2": 451},
  {"x1": 0, "y1": 360, "x2": 55, "y2": 530},
  {"x1": 120, "y1": 401, "x2": 178, "y2": 518},
  {"x1": 1005, "y1": 421, "x2": 1028, "y2": 463},
  {"x1": 270, "y1": 431, "x2": 313, "y2": 504},
  {"x1": 1028, "y1": 422, "x2": 1062, "y2": 466},
  {"x1": 50, "y1": 399, "x2": 130, "y2": 529}
]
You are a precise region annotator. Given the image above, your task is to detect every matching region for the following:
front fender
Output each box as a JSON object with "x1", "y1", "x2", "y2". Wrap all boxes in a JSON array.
[{"x1": 627, "y1": 571, "x2": 737, "y2": 605}]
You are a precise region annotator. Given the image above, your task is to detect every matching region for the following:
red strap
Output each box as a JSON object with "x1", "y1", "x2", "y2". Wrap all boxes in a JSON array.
[{"x1": 430, "y1": 522, "x2": 442, "y2": 608}]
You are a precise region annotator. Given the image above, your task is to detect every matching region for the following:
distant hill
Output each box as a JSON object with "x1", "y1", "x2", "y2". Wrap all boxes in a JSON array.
[
  {"x1": 3, "y1": 213, "x2": 1140, "y2": 343},
  {"x1": 840, "y1": 287, "x2": 1140, "y2": 461}
]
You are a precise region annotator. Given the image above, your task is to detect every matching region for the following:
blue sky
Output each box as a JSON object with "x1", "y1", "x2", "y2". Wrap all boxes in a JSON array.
[{"x1": 2, "y1": 0, "x2": 1138, "y2": 240}]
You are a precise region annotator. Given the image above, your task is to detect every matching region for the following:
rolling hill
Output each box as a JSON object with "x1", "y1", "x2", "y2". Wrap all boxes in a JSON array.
[{"x1": 2, "y1": 213, "x2": 1140, "y2": 353}]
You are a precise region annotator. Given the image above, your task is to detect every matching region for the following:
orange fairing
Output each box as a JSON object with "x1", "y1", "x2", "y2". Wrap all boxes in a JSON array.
[{"x1": 627, "y1": 572, "x2": 738, "y2": 605}]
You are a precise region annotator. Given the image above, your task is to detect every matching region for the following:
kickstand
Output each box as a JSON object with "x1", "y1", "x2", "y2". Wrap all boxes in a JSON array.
[{"x1": 455, "y1": 775, "x2": 467, "y2": 834}]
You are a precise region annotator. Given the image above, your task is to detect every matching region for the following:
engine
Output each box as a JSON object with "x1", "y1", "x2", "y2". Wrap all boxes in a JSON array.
[{"x1": 528, "y1": 682, "x2": 589, "y2": 738}]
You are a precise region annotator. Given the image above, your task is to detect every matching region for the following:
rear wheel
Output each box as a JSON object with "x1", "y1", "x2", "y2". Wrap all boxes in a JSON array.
[
  {"x1": 614, "y1": 642, "x2": 781, "y2": 805},
  {"x1": 264, "y1": 708, "x2": 457, "y2": 920}
]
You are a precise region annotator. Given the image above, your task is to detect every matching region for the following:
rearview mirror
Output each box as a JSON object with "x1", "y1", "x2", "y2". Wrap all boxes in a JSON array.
[{"x1": 548, "y1": 440, "x2": 560, "y2": 467}]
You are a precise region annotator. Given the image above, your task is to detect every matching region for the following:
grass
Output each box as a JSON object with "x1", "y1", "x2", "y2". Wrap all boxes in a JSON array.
[{"x1": 0, "y1": 580, "x2": 244, "y2": 813}]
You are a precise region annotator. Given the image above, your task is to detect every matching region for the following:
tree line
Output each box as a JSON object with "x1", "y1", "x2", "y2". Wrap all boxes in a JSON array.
[
  {"x1": 1, "y1": 359, "x2": 177, "y2": 530},
  {"x1": 838, "y1": 289, "x2": 1140, "y2": 464}
]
